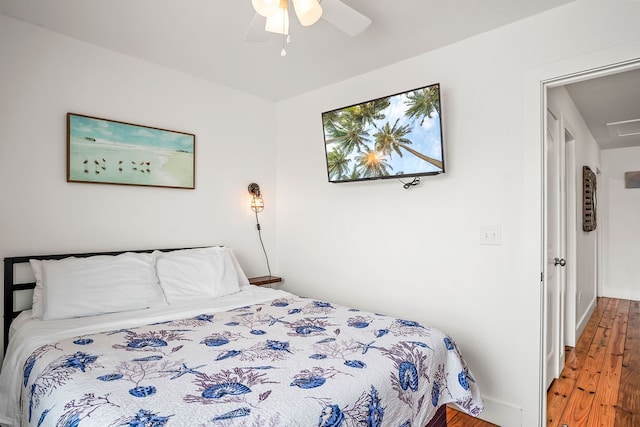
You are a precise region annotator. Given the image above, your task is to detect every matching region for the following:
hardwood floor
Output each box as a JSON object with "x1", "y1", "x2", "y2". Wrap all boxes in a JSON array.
[
  {"x1": 447, "y1": 297, "x2": 640, "y2": 427},
  {"x1": 446, "y1": 406, "x2": 498, "y2": 426},
  {"x1": 548, "y1": 297, "x2": 640, "y2": 426}
]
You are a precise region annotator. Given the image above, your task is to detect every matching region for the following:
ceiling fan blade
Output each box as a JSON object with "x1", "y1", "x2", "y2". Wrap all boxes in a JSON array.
[
  {"x1": 320, "y1": 0, "x2": 371, "y2": 37},
  {"x1": 244, "y1": 12, "x2": 269, "y2": 42}
]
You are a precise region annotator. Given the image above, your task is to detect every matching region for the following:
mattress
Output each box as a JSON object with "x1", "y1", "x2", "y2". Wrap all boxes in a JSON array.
[{"x1": 0, "y1": 287, "x2": 483, "y2": 426}]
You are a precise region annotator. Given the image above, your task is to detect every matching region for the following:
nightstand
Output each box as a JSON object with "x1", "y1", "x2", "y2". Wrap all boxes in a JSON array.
[{"x1": 248, "y1": 276, "x2": 282, "y2": 287}]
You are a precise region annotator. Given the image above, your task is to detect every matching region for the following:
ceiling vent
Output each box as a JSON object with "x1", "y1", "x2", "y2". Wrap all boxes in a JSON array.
[{"x1": 606, "y1": 118, "x2": 640, "y2": 137}]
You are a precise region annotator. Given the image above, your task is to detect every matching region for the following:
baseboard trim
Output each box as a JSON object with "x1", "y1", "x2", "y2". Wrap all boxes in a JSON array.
[
  {"x1": 576, "y1": 297, "x2": 596, "y2": 340},
  {"x1": 602, "y1": 288, "x2": 640, "y2": 302},
  {"x1": 466, "y1": 395, "x2": 522, "y2": 426}
]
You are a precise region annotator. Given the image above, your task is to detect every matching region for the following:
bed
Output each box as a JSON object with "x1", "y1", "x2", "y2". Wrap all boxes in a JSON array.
[{"x1": 0, "y1": 246, "x2": 483, "y2": 427}]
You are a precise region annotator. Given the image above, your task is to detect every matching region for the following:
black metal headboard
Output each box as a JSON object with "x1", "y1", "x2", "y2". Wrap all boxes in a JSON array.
[{"x1": 3, "y1": 246, "x2": 206, "y2": 353}]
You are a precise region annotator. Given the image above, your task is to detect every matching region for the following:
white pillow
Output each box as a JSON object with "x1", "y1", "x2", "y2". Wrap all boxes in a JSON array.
[
  {"x1": 155, "y1": 246, "x2": 248, "y2": 304},
  {"x1": 30, "y1": 252, "x2": 166, "y2": 320},
  {"x1": 30, "y1": 262, "x2": 45, "y2": 319}
]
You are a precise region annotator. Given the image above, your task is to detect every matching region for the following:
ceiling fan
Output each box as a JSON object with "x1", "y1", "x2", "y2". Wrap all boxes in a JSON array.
[{"x1": 245, "y1": 0, "x2": 372, "y2": 46}]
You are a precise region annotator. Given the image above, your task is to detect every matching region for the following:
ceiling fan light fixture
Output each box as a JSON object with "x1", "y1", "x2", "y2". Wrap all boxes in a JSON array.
[
  {"x1": 252, "y1": 0, "x2": 280, "y2": 17},
  {"x1": 265, "y1": 4, "x2": 290, "y2": 34},
  {"x1": 245, "y1": 0, "x2": 371, "y2": 55},
  {"x1": 291, "y1": 0, "x2": 323, "y2": 26}
]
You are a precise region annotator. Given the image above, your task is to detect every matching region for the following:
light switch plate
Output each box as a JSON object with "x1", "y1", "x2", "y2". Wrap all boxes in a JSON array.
[{"x1": 480, "y1": 225, "x2": 502, "y2": 245}]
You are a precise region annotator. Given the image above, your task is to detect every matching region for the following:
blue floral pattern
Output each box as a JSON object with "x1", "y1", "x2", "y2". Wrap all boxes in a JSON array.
[{"x1": 18, "y1": 295, "x2": 483, "y2": 425}]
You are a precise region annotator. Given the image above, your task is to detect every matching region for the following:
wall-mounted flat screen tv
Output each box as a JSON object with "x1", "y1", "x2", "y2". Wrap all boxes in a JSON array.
[{"x1": 322, "y1": 83, "x2": 444, "y2": 183}]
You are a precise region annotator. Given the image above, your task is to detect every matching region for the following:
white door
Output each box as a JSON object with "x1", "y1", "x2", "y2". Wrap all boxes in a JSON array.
[{"x1": 545, "y1": 110, "x2": 567, "y2": 389}]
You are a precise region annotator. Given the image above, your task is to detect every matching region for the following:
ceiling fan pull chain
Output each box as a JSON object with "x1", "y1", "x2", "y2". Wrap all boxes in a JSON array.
[
  {"x1": 281, "y1": 3, "x2": 292, "y2": 56},
  {"x1": 281, "y1": 1, "x2": 288, "y2": 56}
]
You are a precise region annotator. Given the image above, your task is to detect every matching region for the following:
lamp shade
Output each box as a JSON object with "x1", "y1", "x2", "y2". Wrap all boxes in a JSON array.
[
  {"x1": 265, "y1": 5, "x2": 290, "y2": 35},
  {"x1": 251, "y1": 195, "x2": 265, "y2": 213},
  {"x1": 252, "y1": 0, "x2": 280, "y2": 17},
  {"x1": 292, "y1": 0, "x2": 322, "y2": 26},
  {"x1": 248, "y1": 182, "x2": 265, "y2": 213}
]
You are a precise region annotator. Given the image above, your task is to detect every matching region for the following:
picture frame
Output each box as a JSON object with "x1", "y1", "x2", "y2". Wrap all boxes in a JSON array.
[
  {"x1": 67, "y1": 113, "x2": 195, "y2": 189},
  {"x1": 625, "y1": 171, "x2": 640, "y2": 188}
]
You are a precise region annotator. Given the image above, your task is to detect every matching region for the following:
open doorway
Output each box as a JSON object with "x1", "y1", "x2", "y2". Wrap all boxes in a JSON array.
[{"x1": 541, "y1": 61, "x2": 640, "y2": 421}]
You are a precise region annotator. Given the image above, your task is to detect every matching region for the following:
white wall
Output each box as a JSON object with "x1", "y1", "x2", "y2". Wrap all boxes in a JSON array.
[
  {"x1": 601, "y1": 146, "x2": 640, "y2": 300},
  {"x1": 2, "y1": 2, "x2": 640, "y2": 426},
  {"x1": 275, "y1": 2, "x2": 640, "y2": 426},
  {"x1": 547, "y1": 86, "x2": 601, "y2": 342},
  {"x1": 0, "y1": 16, "x2": 278, "y2": 352}
]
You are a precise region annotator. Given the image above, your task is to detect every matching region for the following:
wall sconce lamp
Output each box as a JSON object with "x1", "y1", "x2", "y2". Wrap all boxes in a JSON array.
[
  {"x1": 248, "y1": 182, "x2": 264, "y2": 213},
  {"x1": 247, "y1": 182, "x2": 272, "y2": 277}
]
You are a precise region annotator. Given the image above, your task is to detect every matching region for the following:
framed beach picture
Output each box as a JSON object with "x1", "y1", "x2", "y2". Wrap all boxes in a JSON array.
[{"x1": 67, "y1": 113, "x2": 195, "y2": 189}]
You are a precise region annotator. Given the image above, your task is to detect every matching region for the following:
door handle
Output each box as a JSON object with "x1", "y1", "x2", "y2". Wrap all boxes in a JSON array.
[{"x1": 554, "y1": 258, "x2": 566, "y2": 267}]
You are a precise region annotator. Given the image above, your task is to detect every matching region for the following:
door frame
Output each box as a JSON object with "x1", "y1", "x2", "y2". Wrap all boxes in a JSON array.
[
  {"x1": 541, "y1": 66, "x2": 627, "y2": 422},
  {"x1": 520, "y1": 46, "x2": 640, "y2": 426},
  {"x1": 561, "y1": 121, "x2": 576, "y2": 355}
]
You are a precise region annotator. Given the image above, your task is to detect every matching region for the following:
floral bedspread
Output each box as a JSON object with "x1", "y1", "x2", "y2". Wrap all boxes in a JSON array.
[{"x1": 20, "y1": 295, "x2": 483, "y2": 426}]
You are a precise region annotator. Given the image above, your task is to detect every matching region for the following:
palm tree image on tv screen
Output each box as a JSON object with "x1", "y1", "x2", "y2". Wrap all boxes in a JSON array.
[{"x1": 322, "y1": 83, "x2": 444, "y2": 183}]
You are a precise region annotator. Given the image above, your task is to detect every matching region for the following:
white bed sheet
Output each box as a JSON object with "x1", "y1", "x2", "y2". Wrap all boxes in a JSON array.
[
  {"x1": 0, "y1": 285, "x2": 290, "y2": 426},
  {"x1": 8, "y1": 310, "x2": 32, "y2": 342}
]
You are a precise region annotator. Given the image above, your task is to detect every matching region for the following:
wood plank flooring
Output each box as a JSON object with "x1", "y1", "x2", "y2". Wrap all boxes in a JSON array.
[
  {"x1": 447, "y1": 297, "x2": 639, "y2": 427},
  {"x1": 446, "y1": 406, "x2": 498, "y2": 426},
  {"x1": 548, "y1": 297, "x2": 640, "y2": 427}
]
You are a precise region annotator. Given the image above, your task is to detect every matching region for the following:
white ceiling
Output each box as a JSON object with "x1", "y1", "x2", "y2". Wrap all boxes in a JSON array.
[
  {"x1": 4, "y1": 0, "x2": 636, "y2": 151},
  {"x1": 0, "y1": 0, "x2": 574, "y2": 101},
  {"x1": 564, "y1": 68, "x2": 640, "y2": 150}
]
